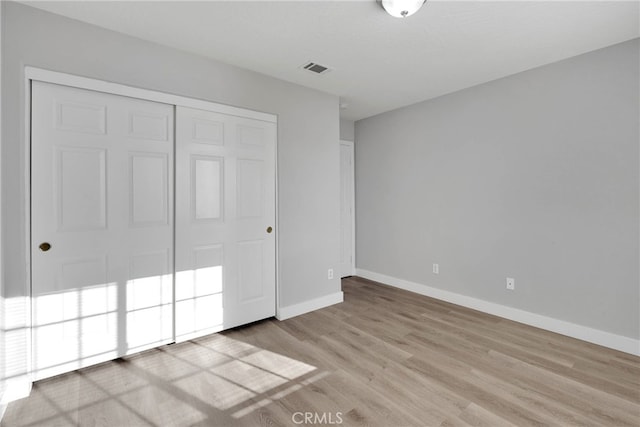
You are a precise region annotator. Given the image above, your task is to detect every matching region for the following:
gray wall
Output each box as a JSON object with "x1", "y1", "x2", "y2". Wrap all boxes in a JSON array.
[
  {"x1": 340, "y1": 118, "x2": 355, "y2": 142},
  {"x1": 1, "y1": 1, "x2": 341, "y2": 388},
  {"x1": 355, "y1": 39, "x2": 639, "y2": 339}
]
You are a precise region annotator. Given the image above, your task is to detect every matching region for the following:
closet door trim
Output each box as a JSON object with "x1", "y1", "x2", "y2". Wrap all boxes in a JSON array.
[
  {"x1": 25, "y1": 67, "x2": 277, "y2": 123},
  {"x1": 23, "y1": 67, "x2": 279, "y2": 382}
]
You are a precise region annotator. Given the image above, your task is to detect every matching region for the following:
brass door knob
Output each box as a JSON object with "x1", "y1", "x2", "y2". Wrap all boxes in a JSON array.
[
  {"x1": 266, "y1": 226, "x2": 273, "y2": 234},
  {"x1": 39, "y1": 242, "x2": 52, "y2": 252}
]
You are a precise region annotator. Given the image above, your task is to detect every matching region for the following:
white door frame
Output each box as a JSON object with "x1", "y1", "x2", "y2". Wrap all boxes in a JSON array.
[
  {"x1": 340, "y1": 140, "x2": 356, "y2": 277},
  {"x1": 23, "y1": 66, "x2": 279, "y2": 379}
]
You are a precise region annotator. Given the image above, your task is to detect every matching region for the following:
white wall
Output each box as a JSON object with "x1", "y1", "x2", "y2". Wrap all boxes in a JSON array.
[
  {"x1": 1, "y1": 1, "x2": 341, "y2": 400},
  {"x1": 355, "y1": 39, "x2": 639, "y2": 343}
]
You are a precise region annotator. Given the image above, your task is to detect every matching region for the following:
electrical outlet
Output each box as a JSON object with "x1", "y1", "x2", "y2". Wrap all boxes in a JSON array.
[
  {"x1": 432, "y1": 263, "x2": 439, "y2": 274},
  {"x1": 506, "y1": 277, "x2": 515, "y2": 290},
  {"x1": 328, "y1": 269, "x2": 334, "y2": 280}
]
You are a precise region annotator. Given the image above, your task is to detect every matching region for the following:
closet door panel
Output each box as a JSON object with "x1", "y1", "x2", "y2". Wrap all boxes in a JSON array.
[
  {"x1": 175, "y1": 107, "x2": 276, "y2": 342},
  {"x1": 228, "y1": 116, "x2": 276, "y2": 328},
  {"x1": 175, "y1": 109, "x2": 227, "y2": 341},
  {"x1": 31, "y1": 82, "x2": 174, "y2": 380}
]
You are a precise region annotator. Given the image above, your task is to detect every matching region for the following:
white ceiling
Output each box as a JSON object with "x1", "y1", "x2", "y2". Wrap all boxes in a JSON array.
[{"x1": 22, "y1": 1, "x2": 640, "y2": 121}]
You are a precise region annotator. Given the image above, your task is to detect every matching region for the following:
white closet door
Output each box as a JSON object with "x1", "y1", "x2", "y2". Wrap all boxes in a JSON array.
[
  {"x1": 175, "y1": 106, "x2": 276, "y2": 341},
  {"x1": 31, "y1": 82, "x2": 174, "y2": 380}
]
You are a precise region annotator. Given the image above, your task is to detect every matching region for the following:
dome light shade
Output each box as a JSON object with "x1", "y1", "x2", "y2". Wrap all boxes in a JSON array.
[{"x1": 380, "y1": 0, "x2": 426, "y2": 18}]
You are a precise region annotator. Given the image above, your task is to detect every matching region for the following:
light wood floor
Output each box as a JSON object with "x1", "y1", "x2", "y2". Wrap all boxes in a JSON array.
[{"x1": 3, "y1": 276, "x2": 639, "y2": 426}]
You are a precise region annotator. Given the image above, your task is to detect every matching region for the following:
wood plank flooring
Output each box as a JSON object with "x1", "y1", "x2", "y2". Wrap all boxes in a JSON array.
[{"x1": 3, "y1": 276, "x2": 639, "y2": 426}]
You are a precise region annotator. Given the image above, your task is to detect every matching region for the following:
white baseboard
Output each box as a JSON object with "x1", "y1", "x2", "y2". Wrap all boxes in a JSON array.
[
  {"x1": 277, "y1": 291, "x2": 344, "y2": 321},
  {"x1": 0, "y1": 377, "x2": 32, "y2": 422},
  {"x1": 0, "y1": 375, "x2": 32, "y2": 405},
  {"x1": 356, "y1": 269, "x2": 640, "y2": 356}
]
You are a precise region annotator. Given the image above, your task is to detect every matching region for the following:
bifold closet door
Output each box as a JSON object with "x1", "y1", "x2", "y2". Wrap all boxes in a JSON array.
[
  {"x1": 175, "y1": 107, "x2": 276, "y2": 341},
  {"x1": 31, "y1": 81, "x2": 174, "y2": 380}
]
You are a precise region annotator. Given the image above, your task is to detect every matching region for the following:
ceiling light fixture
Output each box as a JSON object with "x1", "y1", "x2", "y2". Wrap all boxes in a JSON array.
[{"x1": 378, "y1": 0, "x2": 426, "y2": 18}]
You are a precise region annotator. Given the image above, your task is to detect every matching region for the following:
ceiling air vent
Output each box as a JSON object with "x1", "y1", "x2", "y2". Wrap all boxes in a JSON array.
[{"x1": 301, "y1": 61, "x2": 332, "y2": 75}]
